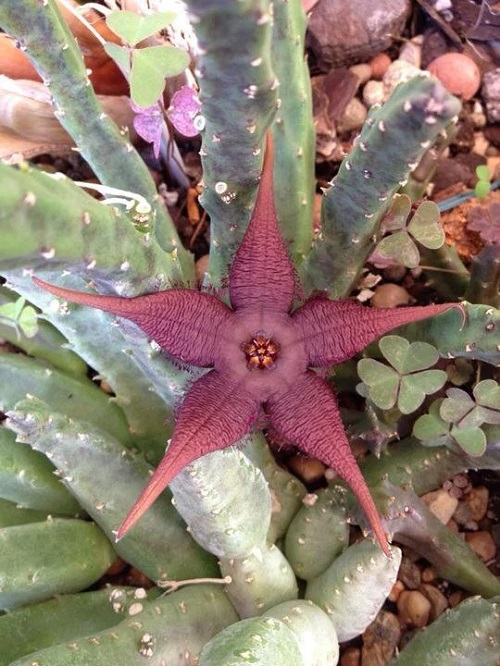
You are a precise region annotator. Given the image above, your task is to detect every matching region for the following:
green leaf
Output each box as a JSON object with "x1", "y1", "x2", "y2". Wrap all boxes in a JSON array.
[
  {"x1": 103, "y1": 42, "x2": 131, "y2": 77},
  {"x1": 413, "y1": 400, "x2": 449, "y2": 440},
  {"x1": 473, "y1": 379, "x2": 500, "y2": 410},
  {"x1": 474, "y1": 180, "x2": 491, "y2": 198},
  {"x1": 17, "y1": 305, "x2": 38, "y2": 338},
  {"x1": 130, "y1": 46, "x2": 190, "y2": 107},
  {"x1": 452, "y1": 426, "x2": 487, "y2": 456},
  {"x1": 381, "y1": 194, "x2": 412, "y2": 232},
  {"x1": 475, "y1": 165, "x2": 491, "y2": 182},
  {"x1": 106, "y1": 10, "x2": 178, "y2": 47},
  {"x1": 0, "y1": 299, "x2": 39, "y2": 339},
  {"x1": 407, "y1": 201, "x2": 445, "y2": 250},
  {"x1": 376, "y1": 231, "x2": 420, "y2": 268},
  {"x1": 379, "y1": 336, "x2": 439, "y2": 374},
  {"x1": 357, "y1": 359, "x2": 399, "y2": 410},
  {"x1": 440, "y1": 388, "x2": 475, "y2": 423},
  {"x1": 398, "y1": 370, "x2": 447, "y2": 414}
]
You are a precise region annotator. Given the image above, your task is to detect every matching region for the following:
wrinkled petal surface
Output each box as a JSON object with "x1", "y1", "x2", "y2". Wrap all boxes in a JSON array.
[
  {"x1": 265, "y1": 370, "x2": 389, "y2": 554},
  {"x1": 229, "y1": 135, "x2": 295, "y2": 314},
  {"x1": 293, "y1": 298, "x2": 460, "y2": 367},
  {"x1": 33, "y1": 277, "x2": 232, "y2": 367},
  {"x1": 118, "y1": 369, "x2": 260, "y2": 537}
]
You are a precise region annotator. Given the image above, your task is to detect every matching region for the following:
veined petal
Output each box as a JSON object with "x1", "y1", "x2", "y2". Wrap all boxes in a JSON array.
[
  {"x1": 293, "y1": 298, "x2": 462, "y2": 367},
  {"x1": 117, "y1": 369, "x2": 260, "y2": 538},
  {"x1": 33, "y1": 277, "x2": 232, "y2": 367},
  {"x1": 229, "y1": 134, "x2": 295, "y2": 314},
  {"x1": 265, "y1": 370, "x2": 389, "y2": 555}
]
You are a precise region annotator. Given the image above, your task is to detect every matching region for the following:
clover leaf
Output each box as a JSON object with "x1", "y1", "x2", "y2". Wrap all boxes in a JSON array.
[
  {"x1": 357, "y1": 335, "x2": 447, "y2": 414},
  {"x1": 374, "y1": 199, "x2": 445, "y2": 268},
  {"x1": 0, "y1": 297, "x2": 38, "y2": 339},
  {"x1": 414, "y1": 381, "x2": 500, "y2": 457},
  {"x1": 104, "y1": 10, "x2": 189, "y2": 108}
]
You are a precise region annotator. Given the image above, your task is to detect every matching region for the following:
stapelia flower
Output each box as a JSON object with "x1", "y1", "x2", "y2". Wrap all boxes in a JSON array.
[{"x1": 34, "y1": 136, "x2": 461, "y2": 554}]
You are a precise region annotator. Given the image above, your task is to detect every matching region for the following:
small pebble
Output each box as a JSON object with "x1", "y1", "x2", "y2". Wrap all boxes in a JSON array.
[
  {"x1": 340, "y1": 646, "x2": 361, "y2": 666},
  {"x1": 482, "y1": 68, "x2": 500, "y2": 123},
  {"x1": 337, "y1": 97, "x2": 368, "y2": 133},
  {"x1": 399, "y1": 36, "x2": 423, "y2": 68},
  {"x1": 195, "y1": 255, "x2": 209, "y2": 282},
  {"x1": 369, "y1": 53, "x2": 392, "y2": 80},
  {"x1": 427, "y1": 53, "x2": 481, "y2": 101},
  {"x1": 473, "y1": 132, "x2": 489, "y2": 157},
  {"x1": 419, "y1": 583, "x2": 448, "y2": 621},
  {"x1": 421, "y1": 489, "x2": 459, "y2": 525},
  {"x1": 383, "y1": 60, "x2": 422, "y2": 97},
  {"x1": 466, "y1": 486, "x2": 489, "y2": 522},
  {"x1": 371, "y1": 283, "x2": 412, "y2": 308},
  {"x1": 362, "y1": 610, "x2": 401, "y2": 665},
  {"x1": 350, "y1": 63, "x2": 373, "y2": 84},
  {"x1": 449, "y1": 590, "x2": 464, "y2": 607},
  {"x1": 389, "y1": 580, "x2": 405, "y2": 603},
  {"x1": 287, "y1": 455, "x2": 326, "y2": 484},
  {"x1": 464, "y1": 530, "x2": 496, "y2": 562},
  {"x1": 471, "y1": 101, "x2": 487, "y2": 128},
  {"x1": 363, "y1": 79, "x2": 385, "y2": 107},
  {"x1": 421, "y1": 566, "x2": 437, "y2": 584},
  {"x1": 398, "y1": 557, "x2": 422, "y2": 590},
  {"x1": 397, "y1": 590, "x2": 431, "y2": 628}
]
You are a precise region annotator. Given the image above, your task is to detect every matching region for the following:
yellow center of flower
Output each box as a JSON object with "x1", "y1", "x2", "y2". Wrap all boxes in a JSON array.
[{"x1": 242, "y1": 333, "x2": 280, "y2": 369}]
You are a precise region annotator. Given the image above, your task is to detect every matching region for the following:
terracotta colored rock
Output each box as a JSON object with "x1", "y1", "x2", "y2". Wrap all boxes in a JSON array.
[
  {"x1": 371, "y1": 284, "x2": 412, "y2": 308},
  {"x1": 419, "y1": 583, "x2": 448, "y2": 621},
  {"x1": 427, "y1": 53, "x2": 481, "y2": 101},
  {"x1": 369, "y1": 53, "x2": 392, "y2": 80},
  {"x1": 465, "y1": 530, "x2": 496, "y2": 562}
]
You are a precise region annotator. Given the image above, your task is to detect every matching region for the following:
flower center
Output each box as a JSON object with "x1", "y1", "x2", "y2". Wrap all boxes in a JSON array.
[{"x1": 242, "y1": 333, "x2": 280, "y2": 370}]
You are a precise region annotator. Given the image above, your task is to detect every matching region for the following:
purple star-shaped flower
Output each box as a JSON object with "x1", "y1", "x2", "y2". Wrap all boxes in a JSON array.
[{"x1": 34, "y1": 136, "x2": 460, "y2": 554}]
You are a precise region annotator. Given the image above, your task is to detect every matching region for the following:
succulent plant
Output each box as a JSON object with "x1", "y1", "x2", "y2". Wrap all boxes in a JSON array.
[{"x1": 0, "y1": 1, "x2": 499, "y2": 664}]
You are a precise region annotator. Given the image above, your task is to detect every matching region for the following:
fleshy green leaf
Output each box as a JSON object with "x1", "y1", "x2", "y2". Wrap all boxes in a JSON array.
[
  {"x1": 474, "y1": 180, "x2": 491, "y2": 198},
  {"x1": 407, "y1": 201, "x2": 445, "y2": 250},
  {"x1": 130, "y1": 46, "x2": 190, "y2": 107},
  {"x1": 475, "y1": 165, "x2": 491, "y2": 182},
  {"x1": 0, "y1": 299, "x2": 38, "y2": 338},
  {"x1": 106, "y1": 10, "x2": 178, "y2": 47}
]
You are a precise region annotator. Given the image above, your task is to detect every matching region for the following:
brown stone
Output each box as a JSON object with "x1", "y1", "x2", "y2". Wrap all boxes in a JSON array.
[
  {"x1": 340, "y1": 646, "x2": 361, "y2": 666},
  {"x1": 398, "y1": 557, "x2": 422, "y2": 590},
  {"x1": 466, "y1": 486, "x2": 489, "y2": 522},
  {"x1": 397, "y1": 590, "x2": 431, "y2": 628},
  {"x1": 362, "y1": 610, "x2": 401, "y2": 665},
  {"x1": 306, "y1": 0, "x2": 412, "y2": 71},
  {"x1": 465, "y1": 530, "x2": 496, "y2": 562},
  {"x1": 419, "y1": 583, "x2": 448, "y2": 621},
  {"x1": 369, "y1": 53, "x2": 392, "y2": 80}
]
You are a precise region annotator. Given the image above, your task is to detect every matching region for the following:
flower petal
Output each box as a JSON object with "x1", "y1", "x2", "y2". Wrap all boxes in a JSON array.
[
  {"x1": 229, "y1": 134, "x2": 295, "y2": 313},
  {"x1": 118, "y1": 369, "x2": 260, "y2": 538},
  {"x1": 265, "y1": 370, "x2": 389, "y2": 555},
  {"x1": 293, "y1": 298, "x2": 462, "y2": 367},
  {"x1": 33, "y1": 277, "x2": 231, "y2": 367}
]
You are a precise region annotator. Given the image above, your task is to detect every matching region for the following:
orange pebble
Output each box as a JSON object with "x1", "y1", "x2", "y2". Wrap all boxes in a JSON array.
[
  {"x1": 427, "y1": 53, "x2": 481, "y2": 101},
  {"x1": 369, "y1": 52, "x2": 392, "y2": 79}
]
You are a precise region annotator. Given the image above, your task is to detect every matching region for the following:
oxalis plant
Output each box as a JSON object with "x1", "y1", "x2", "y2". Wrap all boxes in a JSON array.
[{"x1": 0, "y1": 1, "x2": 499, "y2": 665}]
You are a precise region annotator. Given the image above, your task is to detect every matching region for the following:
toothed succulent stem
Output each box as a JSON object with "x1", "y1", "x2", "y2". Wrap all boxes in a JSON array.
[
  {"x1": 304, "y1": 76, "x2": 462, "y2": 297},
  {"x1": 182, "y1": 0, "x2": 278, "y2": 284},
  {"x1": 271, "y1": 0, "x2": 315, "y2": 261}
]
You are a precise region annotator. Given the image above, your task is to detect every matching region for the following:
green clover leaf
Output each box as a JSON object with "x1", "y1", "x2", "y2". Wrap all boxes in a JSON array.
[
  {"x1": 130, "y1": 46, "x2": 190, "y2": 107},
  {"x1": 106, "y1": 10, "x2": 178, "y2": 47},
  {"x1": 358, "y1": 336, "x2": 447, "y2": 414}
]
